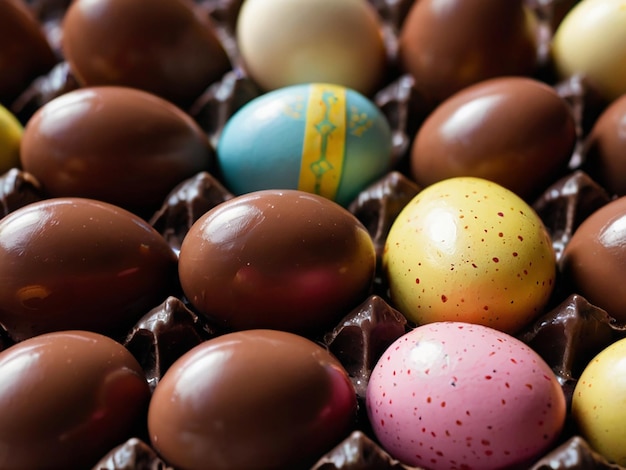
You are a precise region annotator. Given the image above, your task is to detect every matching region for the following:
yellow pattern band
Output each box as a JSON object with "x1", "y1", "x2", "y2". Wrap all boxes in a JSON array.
[{"x1": 298, "y1": 84, "x2": 346, "y2": 200}]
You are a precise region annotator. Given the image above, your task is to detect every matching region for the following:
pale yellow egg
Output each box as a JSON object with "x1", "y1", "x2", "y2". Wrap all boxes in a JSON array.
[
  {"x1": 552, "y1": 0, "x2": 626, "y2": 102},
  {"x1": 572, "y1": 337, "x2": 626, "y2": 466},
  {"x1": 236, "y1": 0, "x2": 387, "y2": 96},
  {"x1": 0, "y1": 104, "x2": 23, "y2": 174}
]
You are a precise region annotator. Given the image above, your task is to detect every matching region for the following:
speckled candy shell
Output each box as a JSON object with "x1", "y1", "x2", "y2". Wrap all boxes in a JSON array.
[{"x1": 366, "y1": 321, "x2": 567, "y2": 470}]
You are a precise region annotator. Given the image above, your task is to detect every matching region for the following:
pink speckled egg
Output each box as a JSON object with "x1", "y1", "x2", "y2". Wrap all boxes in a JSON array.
[{"x1": 366, "y1": 322, "x2": 566, "y2": 469}]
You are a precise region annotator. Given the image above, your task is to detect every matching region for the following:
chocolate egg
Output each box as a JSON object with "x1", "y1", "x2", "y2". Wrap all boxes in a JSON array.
[
  {"x1": 582, "y1": 94, "x2": 626, "y2": 197},
  {"x1": 0, "y1": 198, "x2": 178, "y2": 341},
  {"x1": 148, "y1": 329, "x2": 357, "y2": 470},
  {"x1": 178, "y1": 189, "x2": 376, "y2": 334},
  {"x1": 0, "y1": 0, "x2": 57, "y2": 106},
  {"x1": 561, "y1": 196, "x2": 626, "y2": 323},
  {"x1": 399, "y1": 0, "x2": 538, "y2": 105},
  {"x1": 217, "y1": 83, "x2": 393, "y2": 207},
  {"x1": 20, "y1": 86, "x2": 215, "y2": 217},
  {"x1": 236, "y1": 0, "x2": 387, "y2": 96},
  {"x1": 410, "y1": 77, "x2": 577, "y2": 200},
  {"x1": 62, "y1": 0, "x2": 231, "y2": 106},
  {"x1": 0, "y1": 330, "x2": 150, "y2": 469}
]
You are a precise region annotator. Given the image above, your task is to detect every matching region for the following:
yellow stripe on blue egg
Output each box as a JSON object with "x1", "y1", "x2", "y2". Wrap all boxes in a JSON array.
[{"x1": 299, "y1": 84, "x2": 347, "y2": 201}]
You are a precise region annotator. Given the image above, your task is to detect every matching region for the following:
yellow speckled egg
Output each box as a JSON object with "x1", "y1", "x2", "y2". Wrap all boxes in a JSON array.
[
  {"x1": 383, "y1": 177, "x2": 556, "y2": 334},
  {"x1": 236, "y1": 0, "x2": 387, "y2": 96},
  {"x1": 551, "y1": 0, "x2": 626, "y2": 102},
  {"x1": 572, "y1": 337, "x2": 626, "y2": 466}
]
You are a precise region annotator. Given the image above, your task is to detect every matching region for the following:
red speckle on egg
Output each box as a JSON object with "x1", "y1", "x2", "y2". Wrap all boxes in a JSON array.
[
  {"x1": 416, "y1": 278, "x2": 420, "y2": 284},
  {"x1": 497, "y1": 212, "x2": 504, "y2": 217},
  {"x1": 492, "y1": 257, "x2": 499, "y2": 263},
  {"x1": 442, "y1": 295, "x2": 448, "y2": 302}
]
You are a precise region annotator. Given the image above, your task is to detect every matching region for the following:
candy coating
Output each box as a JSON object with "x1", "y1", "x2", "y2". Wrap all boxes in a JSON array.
[
  {"x1": 367, "y1": 322, "x2": 566, "y2": 469},
  {"x1": 383, "y1": 177, "x2": 556, "y2": 334}
]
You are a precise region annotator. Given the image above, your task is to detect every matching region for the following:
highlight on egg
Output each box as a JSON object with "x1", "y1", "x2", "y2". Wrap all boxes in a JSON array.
[
  {"x1": 217, "y1": 83, "x2": 393, "y2": 207},
  {"x1": 383, "y1": 176, "x2": 556, "y2": 334},
  {"x1": 366, "y1": 321, "x2": 567, "y2": 470}
]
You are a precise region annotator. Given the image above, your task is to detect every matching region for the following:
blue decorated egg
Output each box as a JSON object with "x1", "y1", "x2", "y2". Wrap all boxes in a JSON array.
[{"x1": 216, "y1": 83, "x2": 393, "y2": 206}]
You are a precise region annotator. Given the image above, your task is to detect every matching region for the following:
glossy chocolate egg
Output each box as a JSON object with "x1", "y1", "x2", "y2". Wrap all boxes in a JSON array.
[
  {"x1": 561, "y1": 196, "x2": 626, "y2": 323},
  {"x1": 20, "y1": 86, "x2": 215, "y2": 217},
  {"x1": 0, "y1": 198, "x2": 178, "y2": 341},
  {"x1": 148, "y1": 329, "x2": 357, "y2": 470},
  {"x1": 178, "y1": 189, "x2": 376, "y2": 334},
  {"x1": 583, "y1": 94, "x2": 626, "y2": 197},
  {"x1": 0, "y1": 330, "x2": 150, "y2": 469},
  {"x1": 62, "y1": 0, "x2": 231, "y2": 106},
  {"x1": 0, "y1": 0, "x2": 57, "y2": 107},
  {"x1": 410, "y1": 77, "x2": 577, "y2": 200},
  {"x1": 399, "y1": 0, "x2": 538, "y2": 105}
]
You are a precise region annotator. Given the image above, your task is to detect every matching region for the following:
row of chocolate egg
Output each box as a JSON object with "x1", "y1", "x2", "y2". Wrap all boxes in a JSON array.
[{"x1": 1, "y1": 0, "x2": 624, "y2": 468}]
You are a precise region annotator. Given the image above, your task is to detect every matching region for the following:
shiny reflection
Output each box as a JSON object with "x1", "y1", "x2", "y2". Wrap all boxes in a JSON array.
[
  {"x1": 409, "y1": 340, "x2": 445, "y2": 371},
  {"x1": 0, "y1": 207, "x2": 48, "y2": 252},
  {"x1": 202, "y1": 204, "x2": 265, "y2": 246},
  {"x1": 599, "y1": 214, "x2": 626, "y2": 249},
  {"x1": 440, "y1": 94, "x2": 504, "y2": 145},
  {"x1": 424, "y1": 207, "x2": 458, "y2": 255},
  {"x1": 37, "y1": 89, "x2": 97, "y2": 140}
]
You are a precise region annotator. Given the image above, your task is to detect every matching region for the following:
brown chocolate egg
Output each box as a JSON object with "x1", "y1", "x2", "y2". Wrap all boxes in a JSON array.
[
  {"x1": 0, "y1": 330, "x2": 150, "y2": 469},
  {"x1": 0, "y1": 0, "x2": 57, "y2": 106},
  {"x1": 178, "y1": 189, "x2": 376, "y2": 334},
  {"x1": 410, "y1": 77, "x2": 577, "y2": 200},
  {"x1": 583, "y1": 94, "x2": 626, "y2": 197},
  {"x1": 399, "y1": 0, "x2": 538, "y2": 105},
  {"x1": 0, "y1": 198, "x2": 178, "y2": 341},
  {"x1": 561, "y1": 196, "x2": 626, "y2": 323},
  {"x1": 20, "y1": 86, "x2": 215, "y2": 217},
  {"x1": 148, "y1": 329, "x2": 357, "y2": 470},
  {"x1": 61, "y1": 0, "x2": 231, "y2": 106}
]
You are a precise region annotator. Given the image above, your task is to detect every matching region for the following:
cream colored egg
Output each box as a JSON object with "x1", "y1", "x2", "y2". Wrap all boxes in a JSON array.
[
  {"x1": 0, "y1": 104, "x2": 23, "y2": 174},
  {"x1": 236, "y1": 0, "x2": 387, "y2": 96},
  {"x1": 572, "y1": 337, "x2": 626, "y2": 466},
  {"x1": 552, "y1": 0, "x2": 626, "y2": 102},
  {"x1": 383, "y1": 177, "x2": 556, "y2": 334}
]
